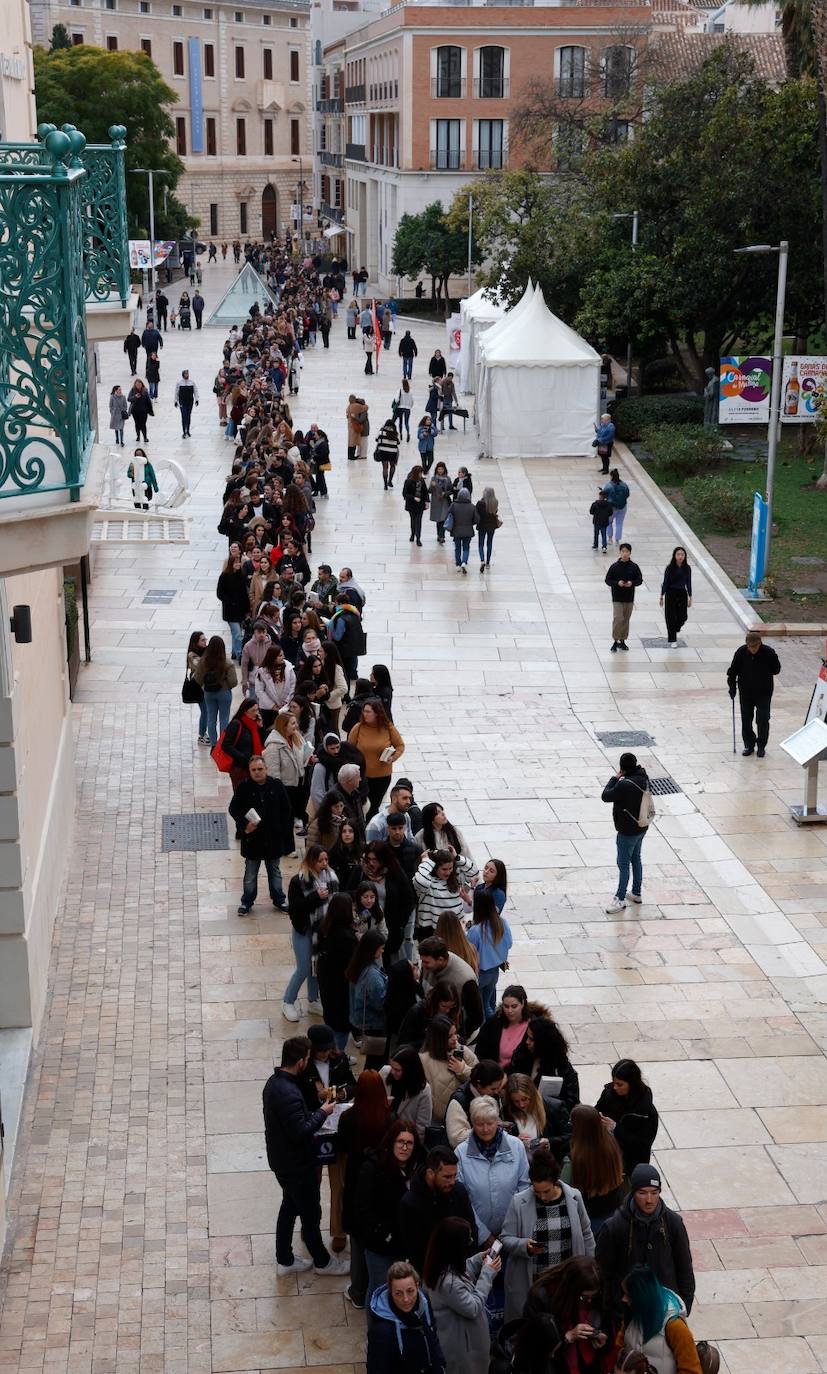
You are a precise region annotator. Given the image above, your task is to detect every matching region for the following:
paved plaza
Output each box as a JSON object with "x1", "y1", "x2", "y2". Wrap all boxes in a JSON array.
[{"x1": 2, "y1": 261, "x2": 827, "y2": 1373}]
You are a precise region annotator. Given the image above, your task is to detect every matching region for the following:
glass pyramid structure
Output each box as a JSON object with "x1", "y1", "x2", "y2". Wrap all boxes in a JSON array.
[{"x1": 206, "y1": 262, "x2": 279, "y2": 326}]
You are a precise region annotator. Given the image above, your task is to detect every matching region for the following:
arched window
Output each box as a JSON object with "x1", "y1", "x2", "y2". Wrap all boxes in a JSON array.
[
  {"x1": 435, "y1": 45, "x2": 463, "y2": 98},
  {"x1": 603, "y1": 45, "x2": 634, "y2": 99},
  {"x1": 558, "y1": 46, "x2": 587, "y2": 99},
  {"x1": 478, "y1": 46, "x2": 505, "y2": 98}
]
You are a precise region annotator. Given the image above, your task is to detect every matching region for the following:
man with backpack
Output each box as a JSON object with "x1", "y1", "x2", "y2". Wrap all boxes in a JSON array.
[
  {"x1": 596, "y1": 1164, "x2": 695, "y2": 1321},
  {"x1": 601, "y1": 752, "x2": 653, "y2": 913}
]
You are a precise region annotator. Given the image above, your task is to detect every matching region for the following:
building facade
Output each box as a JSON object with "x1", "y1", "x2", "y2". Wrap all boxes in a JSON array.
[
  {"x1": 31, "y1": 0, "x2": 314, "y2": 240},
  {"x1": 338, "y1": 0, "x2": 651, "y2": 292}
]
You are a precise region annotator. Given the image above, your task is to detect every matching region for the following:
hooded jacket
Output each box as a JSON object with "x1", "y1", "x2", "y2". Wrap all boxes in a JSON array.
[
  {"x1": 367, "y1": 1285, "x2": 444, "y2": 1374},
  {"x1": 398, "y1": 1167, "x2": 479, "y2": 1274},
  {"x1": 596, "y1": 1193, "x2": 695, "y2": 1318},
  {"x1": 447, "y1": 488, "x2": 477, "y2": 539},
  {"x1": 601, "y1": 765, "x2": 650, "y2": 837}
]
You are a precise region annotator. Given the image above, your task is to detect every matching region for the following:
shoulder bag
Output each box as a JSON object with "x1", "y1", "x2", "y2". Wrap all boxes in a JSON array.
[{"x1": 182, "y1": 669, "x2": 203, "y2": 704}]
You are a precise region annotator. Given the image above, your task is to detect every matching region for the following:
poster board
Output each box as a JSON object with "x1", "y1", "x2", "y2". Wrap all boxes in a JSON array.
[
  {"x1": 780, "y1": 357, "x2": 827, "y2": 423},
  {"x1": 719, "y1": 356, "x2": 771, "y2": 424}
]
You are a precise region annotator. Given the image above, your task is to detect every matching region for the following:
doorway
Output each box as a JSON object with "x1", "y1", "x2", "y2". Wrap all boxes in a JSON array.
[{"x1": 261, "y1": 184, "x2": 277, "y2": 237}]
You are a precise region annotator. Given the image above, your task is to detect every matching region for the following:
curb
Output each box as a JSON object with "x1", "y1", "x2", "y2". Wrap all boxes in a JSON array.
[{"x1": 615, "y1": 442, "x2": 827, "y2": 639}]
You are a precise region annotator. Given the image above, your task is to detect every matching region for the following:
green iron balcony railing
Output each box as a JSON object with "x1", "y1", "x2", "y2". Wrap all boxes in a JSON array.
[
  {"x1": 0, "y1": 123, "x2": 130, "y2": 308},
  {"x1": 0, "y1": 127, "x2": 95, "y2": 502}
]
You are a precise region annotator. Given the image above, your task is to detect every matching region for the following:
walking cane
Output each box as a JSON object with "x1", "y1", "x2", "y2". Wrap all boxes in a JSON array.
[{"x1": 731, "y1": 695, "x2": 737, "y2": 755}]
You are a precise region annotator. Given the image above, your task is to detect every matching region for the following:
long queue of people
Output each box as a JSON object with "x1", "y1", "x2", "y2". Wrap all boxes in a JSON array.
[{"x1": 181, "y1": 248, "x2": 716, "y2": 1374}]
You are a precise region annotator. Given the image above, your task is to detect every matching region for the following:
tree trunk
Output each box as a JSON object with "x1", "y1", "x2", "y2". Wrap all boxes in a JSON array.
[
  {"x1": 683, "y1": 332, "x2": 707, "y2": 392},
  {"x1": 817, "y1": 443, "x2": 827, "y2": 489},
  {"x1": 666, "y1": 330, "x2": 700, "y2": 392},
  {"x1": 811, "y1": 0, "x2": 827, "y2": 342}
]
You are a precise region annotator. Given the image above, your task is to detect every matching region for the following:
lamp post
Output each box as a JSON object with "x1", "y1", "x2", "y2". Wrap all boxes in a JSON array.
[
  {"x1": 467, "y1": 191, "x2": 474, "y2": 298},
  {"x1": 734, "y1": 241, "x2": 789, "y2": 578},
  {"x1": 611, "y1": 209, "x2": 639, "y2": 393},
  {"x1": 130, "y1": 168, "x2": 167, "y2": 293},
  {"x1": 292, "y1": 154, "x2": 305, "y2": 251}
]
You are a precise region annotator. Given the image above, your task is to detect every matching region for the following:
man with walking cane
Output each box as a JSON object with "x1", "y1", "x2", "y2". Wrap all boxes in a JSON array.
[{"x1": 727, "y1": 631, "x2": 781, "y2": 758}]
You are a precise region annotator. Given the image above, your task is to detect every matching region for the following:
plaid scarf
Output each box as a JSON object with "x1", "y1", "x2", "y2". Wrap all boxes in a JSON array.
[{"x1": 533, "y1": 1194, "x2": 572, "y2": 1275}]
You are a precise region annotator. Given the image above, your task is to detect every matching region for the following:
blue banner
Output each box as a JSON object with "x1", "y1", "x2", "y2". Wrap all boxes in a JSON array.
[
  {"x1": 747, "y1": 491, "x2": 768, "y2": 596},
  {"x1": 189, "y1": 37, "x2": 204, "y2": 153}
]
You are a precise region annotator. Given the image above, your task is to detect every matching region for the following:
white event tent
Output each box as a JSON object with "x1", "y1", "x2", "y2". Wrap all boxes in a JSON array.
[
  {"x1": 476, "y1": 287, "x2": 601, "y2": 458},
  {"x1": 458, "y1": 286, "x2": 507, "y2": 394},
  {"x1": 471, "y1": 279, "x2": 536, "y2": 399}
]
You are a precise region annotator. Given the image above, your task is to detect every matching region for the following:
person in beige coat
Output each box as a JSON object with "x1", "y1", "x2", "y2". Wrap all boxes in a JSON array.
[
  {"x1": 346, "y1": 394, "x2": 367, "y2": 462},
  {"x1": 419, "y1": 1014, "x2": 478, "y2": 1123}
]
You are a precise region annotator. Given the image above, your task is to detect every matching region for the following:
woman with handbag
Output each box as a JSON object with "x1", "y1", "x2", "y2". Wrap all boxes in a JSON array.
[
  {"x1": 428, "y1": 462, "x2": 452, "y2": 544},
  {"x1": 184, "y1": 631, "x2": 208, "y2": 744},
  {"x1": 394, "y1": 378, "x2": 414, "y2": 441},
  {"x1": 222, "y1": 698, "x2": 265, "y2": 792},
  {"x1": 284, "y1": 843, "x2": 339, "y2": 1022},
  {"x1": 402, "y1": 464, "x2": 430, "y2": 546},
  {"x1": 347, "y1": 928, "x2": 388, "y2": 1068},
  {"x1": 191, "y1": 635, "x2": 237, "y2": 747},
  {"x1": 475, "y1": 487, "x2": 501, "y2": 573}
]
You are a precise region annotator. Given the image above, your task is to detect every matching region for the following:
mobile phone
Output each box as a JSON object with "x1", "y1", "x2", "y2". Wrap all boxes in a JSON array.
[{"x1": 489, "y1": 1239, "x2": 503, "y2": 1259}]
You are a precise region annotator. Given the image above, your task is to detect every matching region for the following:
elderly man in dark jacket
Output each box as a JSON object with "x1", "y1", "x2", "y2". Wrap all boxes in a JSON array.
[
  {"x1": 228, "y1": 755, "x2": 294, "y2": 914},
  {"x1": 596, "y1": 1163, "x2": 695, "y2": 1319},
  {"x1": 726, "y1": 630, "x2": 781, "y2": 757},
  {"x1": 262, "y1": 1036, "x2": 350, "y2": 1276}
]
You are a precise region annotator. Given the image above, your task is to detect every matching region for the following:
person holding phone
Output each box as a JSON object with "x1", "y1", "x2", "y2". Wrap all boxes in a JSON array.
[
  {"x1": 423, "y1": 1217, "x2": 500, "y2": 1374},
  {"x1": 500, "y1": 1152, "x2": 594, "y2": 1322},
  {"x1": 522, "y1": 1256, "x2": 615, "y2": 1374}
]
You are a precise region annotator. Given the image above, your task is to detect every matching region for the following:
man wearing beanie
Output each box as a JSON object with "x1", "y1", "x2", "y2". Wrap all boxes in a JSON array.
[{"x1": 596, "y1": 1162, "x2": 695, "y2": 1319}]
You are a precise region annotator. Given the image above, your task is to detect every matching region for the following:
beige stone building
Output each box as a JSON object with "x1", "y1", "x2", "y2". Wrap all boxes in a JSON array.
[{"x1": 30, "y1": 0, "x2": 314, "y2": 240}]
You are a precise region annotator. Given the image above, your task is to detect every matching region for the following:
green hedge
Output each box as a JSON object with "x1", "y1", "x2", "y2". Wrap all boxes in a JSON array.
[
  {"x1": 641, "y1": 424, "x2": 725, "y2": 477},
  {"x1": 611, "y1": 394, "x2": 704, "y2": 440},
  {"x1": 683, "y1": 475, "x2": 752, "y2": 530}
]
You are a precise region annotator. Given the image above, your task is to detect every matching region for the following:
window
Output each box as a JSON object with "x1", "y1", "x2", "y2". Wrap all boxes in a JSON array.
[
  {"x1": 72, "y1": 31, "x2": 84, "y2": 43},
  {"x1": 290, "y1": 15, "x2": 298, "y2": 26},
  {"x1": 555, "y1": 123, "x2": 584, "y2": 170},
  {"x1": 240, "y1": 201, "x2": 248, "y2": 233},
  {"x1": 235, "y1": 46, "x2": 245, "y2": 78},
  {"x1": 264, "y1": 118, "x2": 274, "y2": 155},
  {"x1": 173, "y1": 41, "x2": 184, "y2": 76},
  {"x1": 290, "y1": 49, "x2": 300, "y2": 82},
  {"x1": 606, "y1": 118, "x2": 632, "y2": 144},
  {"x1": 210, "y1": 202, "x2": 218, "y2": 235},
  {"x1": 603, "y1": 45, "x2": 633, "y2": 99},
  {"x1": 559, "y1": 46, "x2": 586, "y2": 99},
  {"x1": 70, "y1": 0, "x2": 81, "y2": 7},
  {"x1": 204, "y1": 42, "x2": 215, "y2": 77},
  {"x1": 236, "y1": 117, "x2": 247, "y2": 155},
  {"x1": 334, "y1": 178, "x2": 342, "y2": 208},
  {"x1": 263, "y1": 47, "x2": 273, "y2": 79},
  {"x1": 290, "y1": 118, "x2": 300, "y2": 154},
  {"x1": 206, "y1": 116, "x2": 217, "y2": 154},
  {"x1": 478, "y1": 46, "x2": 504, "y2": 99},
  {"x1": 139, "y1": 0, "x2": 150, "y2": 10},
  {"x1": 172, "y1": 3, "x2": 182, "y2": 14},
  {"x1": 176, "y1": 116, "x2": 187, "y2": 155},
  {"x1": 234, "y1": 9, "x2": 243, "y2": 20},
  {"x1": 262, "y1": 12, "x2": 270, "y2": 23},
  {"x1": 433, "y1": 118, "x2": 461, "y2": 169},
  {"x1": 476, "y1": 118, "x2": 503, "y2": 169},
  {"x1": 106, "y1": 34, "x2": 118, "y2": 49},
  {"x1": 435, "y1": 46, "x2": 462, "y2": 99},
  {"x1": 203, "y1": 7, "x2": 212, "y2": 17},
  {"x1": 140, "y1": 37, "x2": 152, "y2": 56},
  {"x1": 105, "y1": 0, "x2": 115, "y2": 9}
]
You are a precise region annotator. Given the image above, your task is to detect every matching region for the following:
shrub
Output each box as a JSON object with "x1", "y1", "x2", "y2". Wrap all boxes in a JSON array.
[
  {"x1": 683, "y1": 475, "x2": 752, "y2": 530},
  {"x1": 641, "y1": 424, "x2": 725, "y2": 477},
  {"x1": 611, "y1": 394, "x2": 704, "y2": 440}
]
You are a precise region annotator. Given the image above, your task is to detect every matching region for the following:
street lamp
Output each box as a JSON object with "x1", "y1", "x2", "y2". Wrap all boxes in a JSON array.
[
  {"x1": 733, "y1": 241, "x2": 789, "y2": 579},
  {"x1": 130, "y1": 168, "x2": 168, "y2": 293},
  {"x1": 611, "y1": 210, "x2": 639, "y2": 394},
  {"x1": 291, "y1": 155, "x2": 305, "y2": 251}
]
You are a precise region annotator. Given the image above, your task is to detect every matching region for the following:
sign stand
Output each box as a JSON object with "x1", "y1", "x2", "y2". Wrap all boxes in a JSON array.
[
  {"x1": 779, "y1": 719, "x2": 827, "y2": 825},
  {"x1": 740, "y1": 492, "x2": 770, "y2": 601}
]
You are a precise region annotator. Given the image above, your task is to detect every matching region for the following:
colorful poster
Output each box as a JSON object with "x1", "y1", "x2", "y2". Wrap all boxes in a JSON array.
[
  {"x1": 780, "y1": 356, "x2": 827, "y2": 423},
  {"x1": 447, "y1": 313, "x2": 461, "y2": 371},
  {"x1": 719, "y1": 356, "x2": 771, "y2": 424},
  {"x1": 128, "y1": 240, "x2": 176, "y2": 269},
  {"x1": 189, "y1": 38, "x2": 204, "y2": 153}
]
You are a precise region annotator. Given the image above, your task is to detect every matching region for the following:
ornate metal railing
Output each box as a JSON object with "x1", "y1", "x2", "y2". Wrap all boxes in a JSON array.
[
  {"x1": 0, "y1": 123, "x2": 130, "y2": 307},
  {"x1": 0, "y1": 127, "x2": 94, "y2": 501}
]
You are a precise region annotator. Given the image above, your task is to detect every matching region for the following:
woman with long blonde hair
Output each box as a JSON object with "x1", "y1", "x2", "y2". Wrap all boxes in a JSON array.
[
  {"x1": 475, "y1": 485, "x2": 500, "y2": 573},
  {"x1": 561, "y1": 1103, "x2": 626, "y2": 1233},
  {"x1": 435, "y1": 912, "x2": 479, "y2": 974}
]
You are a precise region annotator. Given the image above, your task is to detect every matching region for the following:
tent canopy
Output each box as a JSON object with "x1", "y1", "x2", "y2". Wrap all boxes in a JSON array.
[
  {"x1": 462, "y1": 286, "x2": 506, "y2": 323},
  {"x1": 480, "y1": 289, "x2": 601, "y2": 368},
  {"x1": 206, "y1": 262, "x2": 279, "y2": 326}
]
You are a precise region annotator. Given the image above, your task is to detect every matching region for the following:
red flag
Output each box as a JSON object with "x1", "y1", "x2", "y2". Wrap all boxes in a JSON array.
[{"x1": 370, "y1": 298, "x2": 381, "y2": 373}]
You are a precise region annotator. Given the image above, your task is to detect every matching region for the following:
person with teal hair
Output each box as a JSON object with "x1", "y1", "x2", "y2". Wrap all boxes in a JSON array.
[{"x1": 619, "y1": 1265, "x2": 703, "y2": 1374}]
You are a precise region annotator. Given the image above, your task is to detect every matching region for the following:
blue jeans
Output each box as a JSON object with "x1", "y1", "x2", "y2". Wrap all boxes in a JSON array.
[
  {"x1": 284, "y1": 929, "x2": 319, "y2": 1005},
  {"x1": 478, "y1": 530, "x2": 494, "y2": 564},
  {"x1": 593, "y1": 525, "x2": 608, "y2": 550},
  {"x1": 204, "y1": 687, "x2": 232, "y2": 745},
  {"x1": 397, "y1": 410, "x2": 410, "y2": 439},
  {"x1": 366, "y1": 1249, "x2": 390, "y2": 1314},
  {"x1": 478, "y1": 966, "x2": 500, "y2": 1019},
  {"x1": 227, "y1": 622, "x2": 243, "y2": 658},
  {"x1": 402, "y1": 356, "x2": 413, "y2": 379},
  {"x1": 609, "y1": 506, "x2": 627, "y2": 544},
  {"x1": 615, "y1": 832, "x2": 644, "y2": 900},
  {"x1": 454, "y1": 536, "x2": 471, "y2": 567},
  {"x1": 197, "y1": 698, "x2": 208, "y2": 736},
  {"x1": 242, "y1": 856, "x2": 285, "y2": 910},
  {"x1": 225, "y1": 418, "x2": 237, "y2": 438},
  {"x1": 332, "y1": 1028, "x2": 349, "y2": 1052},
  {"x1": 148, "y1": 381, "x2": 158, "y2": 399}
]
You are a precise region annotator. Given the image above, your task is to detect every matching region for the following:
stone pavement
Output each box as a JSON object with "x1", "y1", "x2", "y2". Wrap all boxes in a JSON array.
[{"x1": 2, "y1": 258, "x2": 827, "y2": 1372}]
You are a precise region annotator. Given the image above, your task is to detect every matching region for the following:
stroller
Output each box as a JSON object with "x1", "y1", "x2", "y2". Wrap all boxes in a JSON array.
[{"x1": 178, "y1": 301, "x2": 192, "y2": 330}]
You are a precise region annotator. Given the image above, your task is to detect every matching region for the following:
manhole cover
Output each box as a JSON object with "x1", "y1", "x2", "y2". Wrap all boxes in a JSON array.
[
  {"x1": 641, "y1": 637, "x2": 686, "y2": 649},
  {"x1": 596, "y1": 731, "x2": 656, "y2": 748},
  {"x1": 143, "y1": 589, "x2": 177, "y2": 604},
  {"x1": 162, "y1": 812, "x2": 229, "y2": 852},
  {"x1": 649, "y1": 777, "x2": 682, "y2": 796}
]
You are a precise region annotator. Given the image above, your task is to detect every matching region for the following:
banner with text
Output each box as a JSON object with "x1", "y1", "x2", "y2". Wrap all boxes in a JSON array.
[
  {"x1": 780, "y1": 356, "x2": 827, "y2": 423},
  {"x1": 719, "y1": 356, "x2": 771, "y2": 424}
]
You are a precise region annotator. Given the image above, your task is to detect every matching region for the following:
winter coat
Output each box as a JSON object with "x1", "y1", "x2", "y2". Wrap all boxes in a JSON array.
[
  {"x1": 426, "y1": 1256, "x2": 494, "y2": 1374},
  {"x1": 145, "y1": 356, "x2": 161, "y2": 384},
  {"x1": 447, "y1": 489, "x2": 476, "y2": 539},
  {"x1": 216, "y1": 568, "x2": 250, "y2": 623},
  {"x1": 263, "y1": 732, "x2": 312, "y2": 788},
  {"x1": 420, "y1": 1046, "x2": 478, "y2": 1123},
  {"x1": 262, "y1": 1067, "x2": 326, "y2": 1177},
  {"x1": 250, "y1": 664, "x2": 296, "y2": 713},
  {"x1": 109, "y1": 394, "x2": 129, "y2": 429},
  {"x1": 456, "y1": 1129, "x2": 530, "y2": 1240},
  {"x1": 375, "y1": 425, "x2": 401, "y2": 463},
  {"x1": 417, "y1": 425, "x2": 436, "y2": 459},
  {"x1": 500, "y1": 1183, "x2": 595, "y2": 1322},
  {"x1": 297, "y1": 1050, "x2": 356, "y2": 1112},
  {"x1": 346, "y1": 400, "x2": 367, "y2": 447},
  {"x1": 127, "y1": 388, "x2": 154, "y2": 423},
  {"x1": 726, "y1": 642, "x2": 781, "y2": 698},
  {"x1": 403, "y1": 476, "x2": 429, "y2": 513},
  {"x1": 510, "y1": 1039, "x2": 581, "y2": 1114},
  {"x1": 622, "y1": 1291, "x2": 702, "y2": 1374},
  {"x1": 228, "y1": 777, "x2": 294, "y2": 860},
  {"x1": 317, "y1": 927, "x2": 358, "y2": 1033},
  {"x1": 596, "y1": 1195, "x2": 695, "y2": 1318},
  {"x1": 348, "y1": 719, "x2": 405, "y2": 778},
  {"x1": 355, "y1": 1148, "x2": 421, "y2": 1256},
  {"x1": 367, "y1": 1286, "x2": 445, "y2": 1374},
  {"x1": 286, "y1": 866, "x2": 339, "y2": 938},
  {"x1": 429, "y1": 474, "x2": 452, "y2": 523},
  {"x1": 475, "y1": 500, "x2": 499, "y2": 534},
  {"x1": 398, "y1": 1166, "x2": 479, "y2": 1274},
  {"x1": 605, "y1": 558, "x2": 643, "y2": 602},
  {"x1": 602, "y1": 478, "x2": 630, "y2": 510},
  {"x1": 398, "y1": 334, "x2": 418, "y2": 359},
  {"x1": 590, "y1": 497, "x2": 614, "y2": 529},
  {"x1": 350, "y1": 961, "x2": 387, "y2": 1034},
  {"x1": 601, "y1": 764, "x2": 651, "y2": 838},
  {"x1": 594, "y1": 1081, "x2": 659, "y2": 1175},
  {"x1": 429, "y1": 355, "x2": 447, "y2": 379}
]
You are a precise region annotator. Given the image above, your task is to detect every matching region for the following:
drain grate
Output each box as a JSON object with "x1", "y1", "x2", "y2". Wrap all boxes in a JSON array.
[
  {"x1": 596, "y1": 731, "x2": 656, "y2": 748},
  {"x1": 162, "y1": 812, "x2": 229, "y2": 853},
  {"x1": 143, "y1": 588, "x2": 177, "y2": 604},
  {"x1": 641, "y1": 637, "x2": 686, "y2": 649},
  {"x1": 649, "y1": 777, "x2": 682, "y2": 796}
]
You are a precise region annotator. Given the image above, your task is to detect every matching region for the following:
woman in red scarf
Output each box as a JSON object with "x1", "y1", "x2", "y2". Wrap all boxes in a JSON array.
[{"x1": 224, "y1": 699, "x2": 265, "y2": 791}]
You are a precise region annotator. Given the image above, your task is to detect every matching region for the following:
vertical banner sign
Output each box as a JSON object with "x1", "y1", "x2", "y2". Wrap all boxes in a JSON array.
[
  {"x1": 780, "y1": 357, "x2": 827, "y2": 422},
  {"x1": 747, "y1": 492, "x2": 769, "y2": 596},
  {"x1": 719, "y1": 357, "x2": 772, "y2": 424},
  {"x1": 189, "y1": 37, "x2": 204, "y2": 153},
  {"x1": 805, "y1": 644, "x2": 827, "y2": 725}
]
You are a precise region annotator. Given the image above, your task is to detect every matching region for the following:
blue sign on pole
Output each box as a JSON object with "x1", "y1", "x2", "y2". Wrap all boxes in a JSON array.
[
  {"x1": 189, "y1": 37, "x2": 204, "y2": 153},
  {"x1": 746, "y1": 491, "x2": 768, "y2": 597}
]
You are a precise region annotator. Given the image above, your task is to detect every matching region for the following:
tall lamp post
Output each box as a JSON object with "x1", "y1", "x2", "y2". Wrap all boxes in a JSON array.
[
  {"x1": 734, "y1": 241, "x2": 789, "y2": 579},
  {"x1": 610, "y1": 209, "x2": 639, "y2": 394},
  {"x1": 130, "y1": 168, "x2": 167, "y2": 293},
  {"x1": 292, "y1": 155, "x2": 305, "y2": 252},
  {"x1": 467, "y1": 192, "x2": 474, "y2": 298}
]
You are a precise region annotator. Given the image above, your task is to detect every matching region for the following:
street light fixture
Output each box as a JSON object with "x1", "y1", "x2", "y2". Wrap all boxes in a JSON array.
[
  {"x1": 733, "y1": 240, "x2": 789, "y2": 580},
  {"x1": 611, "y1": 209, "x2": 639, "y2": 394},
  {"x1": 130, "y1": 168, "x2": 169, "y2": 293},
  {"x1": 291, "y1": 155, "x2": 305, "y2": 251}
]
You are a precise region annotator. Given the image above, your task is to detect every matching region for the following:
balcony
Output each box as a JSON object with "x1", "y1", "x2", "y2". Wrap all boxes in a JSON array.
[
  {"x1": 472, "y1": 78, "x2": 510, "y2": 98},
  {"x1": 320, "y1": 201, "x2": 344, "y2": 224},
  {"x1": 472, "y1": 149, "x2": 507, "y2": 170},
  {"x1": 319, "y1": 149, "x2": 343, "y2": 167},
  {"x1": 429, "y1": 149, "x2": 465, "y2": 171},
  {"x1": 316, "y1": 96, "x2": 344, "y2": 113},
  {"x1": 346, "y1": 142, "x2": 366, "y2": 161},
  {"x1": 345, "y1": 83, "x2": 366, "y2": 104},
  {"x1": 431, "y1": 78, "x2": 467, "y2": 99},
  {"x1": 0, "y1": 128, "x2": 97, "y2": 504},
  {"x1": 370, "y1": 146, "x2": 399, "y2": 168}
]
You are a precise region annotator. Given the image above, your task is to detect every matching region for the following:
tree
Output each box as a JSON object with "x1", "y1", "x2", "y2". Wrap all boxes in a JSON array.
[
  {"x1": 49, "y1": 24, "x2": 72, "y2": 51},
  {"x1": 33, "y1": 45, "x2": 194, "y2": 239},
  {"x1": 391, "y1": 201, "x2": 471, "y2": 306}
]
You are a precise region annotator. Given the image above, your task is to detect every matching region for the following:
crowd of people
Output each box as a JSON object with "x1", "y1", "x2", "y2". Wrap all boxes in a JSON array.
[{"x1": 171, "y1": 244, "x2": 728, "y2": 1374}]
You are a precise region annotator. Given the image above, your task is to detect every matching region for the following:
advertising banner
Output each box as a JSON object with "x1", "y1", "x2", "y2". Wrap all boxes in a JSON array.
[
  {"x1": 719, "y1": 356, "x2": 771, "y2": 424},
  {"x1": 780, "y1": 356, "x2": 827, "y2": 423},
  {"x1": 189, "y1": 38, "x2": 204, "y2": 153},
  {"x1": 447, "y1": 314, "x2": 461, "y2": 371},
  {"x1": 128, "y1": 240, "x2": 176, "y2": 269}
]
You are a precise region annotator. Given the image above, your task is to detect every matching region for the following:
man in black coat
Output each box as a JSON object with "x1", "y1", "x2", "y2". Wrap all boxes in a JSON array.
[
  {"x1": 596, "y1": 1164, "x2": 695, "y2": 1319},
  {"x1": 192, "y1": 290, "x2": 205, "y2": 328},
  {"x1": 140, "y1": 323, "x2": 163, "y2": 358},
  {"x1": 398, "y1": 1146, "x2": 479, "y2": 1273},
  {"x1": 123, "y1": 327, "x2": 140, "y2": 375},
  {"x1": 262, "y1": 1036, "x2": 350, "y2": 1276},
  {"x1": 601, "y1": 751, "x2": 651, "y2": 914},
  {"x1": 727, "y1": 630, "x2": 782, "y2": 757},
  {"x1": 605, "y1": 542, "x2": 643, "y2": 652},
  {"x1": 155, "y1": 290, "x2": 169, "y2": 330},
  {"x1": 228, "y1": 756, "x2": 294, "y2": 914}
]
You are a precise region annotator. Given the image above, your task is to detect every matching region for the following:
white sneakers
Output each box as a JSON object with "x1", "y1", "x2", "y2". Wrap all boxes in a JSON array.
[
  {"x1": 605, "y1": 898, "x2": 626, "y2": 913},
  {"x1": 627, "y1": 893, "x2": 643, "y2": 904},
  {"x1": 277, "y1": 1256, "x2": 313, "y2": 1276},
  {"x1": 315, "y1": 1256, "x2": 350, "y2": 1276},
  {"x1": 282, "y1": 1002, "x2": 300, "y2": 1022},
  {"x1": 306, "y1": 1000, "x2": 324, "y2": 1017}
]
